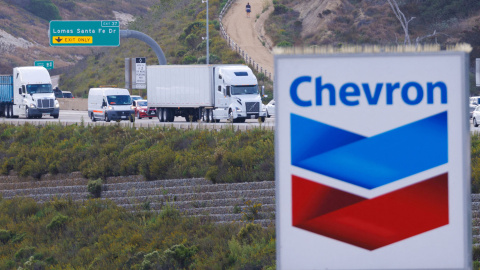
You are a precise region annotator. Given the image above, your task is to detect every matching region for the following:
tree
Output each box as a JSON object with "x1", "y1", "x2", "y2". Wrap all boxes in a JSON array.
[{"x1": 386, "y1": 0, "x2": 415, "y2": 46}]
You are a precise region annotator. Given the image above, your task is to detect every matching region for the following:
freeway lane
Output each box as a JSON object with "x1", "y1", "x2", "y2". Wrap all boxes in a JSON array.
[{"x1": 0, "y1": 110, "x2": 275, "y2": 130}]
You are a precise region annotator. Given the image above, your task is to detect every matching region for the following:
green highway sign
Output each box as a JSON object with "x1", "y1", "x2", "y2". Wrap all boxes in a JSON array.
[
  {"x1": 34, "y1": 60, "x2": 54, "y2": 70},
  {"x1": 49, "y1": 20, "x2": 120, "y2": 47}
]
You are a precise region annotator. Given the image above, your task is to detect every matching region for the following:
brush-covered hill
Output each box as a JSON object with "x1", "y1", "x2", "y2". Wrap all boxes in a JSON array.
[
  {"x1": 264, "y1": 0, "x2": 480, "y2": 92},
  {"x1": 0, "y1": 0, "x2": 157, "y2": 73}
]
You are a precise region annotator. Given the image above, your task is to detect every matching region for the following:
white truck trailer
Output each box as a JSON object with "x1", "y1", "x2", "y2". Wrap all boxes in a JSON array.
[
  {"x1": 0, "y1": 66, "x2": 59, "y2": 119},
  {"x1": 146, "y1": 65, "x2": 267, "y2": 123}
]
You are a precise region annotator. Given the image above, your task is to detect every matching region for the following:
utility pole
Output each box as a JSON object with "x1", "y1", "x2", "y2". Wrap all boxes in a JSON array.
[{"x1": 202, "y1": 0, "x2": 209, "y2": 64}]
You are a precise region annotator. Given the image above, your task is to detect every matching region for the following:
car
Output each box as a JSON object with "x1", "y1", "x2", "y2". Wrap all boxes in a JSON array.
[
  {"x1": 473, "y1": 105, "x2": 480, "y2": 127},
  {"x1": 471, "y1": 97, "x2": 480, "y2": 118},
  {"x1": 62, "y1": 91, "x2": 74, "y2": 98},
  {"x1": 265, "y1": 99, "x2": 275, "y2": 118},
  {"x1": 133, "y1": 99, "x2": 156, "y2": 119},
  {"x1": 131, "y1": 95, "x2": 142, "y2": 102}
]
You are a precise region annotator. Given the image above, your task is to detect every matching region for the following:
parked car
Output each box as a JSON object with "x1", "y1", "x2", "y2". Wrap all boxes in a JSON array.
[
  {"x1": 266, "y1": 99, "x2": 275, "y2": 118},
  {"x1": 473, "y1": 105, "x2": 480, "y2": 127},
  {"x1": 133, "y1": 99, "x2": 156, "y2": 119},
  {"x1": 470, "y1": 96, "x2": 480, "y2": 118},
  {"x1": 62, "y1": 91, "x2": 74, "y2": 98}
]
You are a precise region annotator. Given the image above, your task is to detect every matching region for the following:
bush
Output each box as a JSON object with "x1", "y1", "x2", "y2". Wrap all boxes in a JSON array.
[
  {"x1": 46, "y1": 214, "x2": 69, "y2": 231},
  {"x1": 182, "y1": 55, "x2": 197, "y2": 64},
  {"x1": 163, "y1": 244, "x2": 198, "y2": 269},
  {"x1": 273, "y1": 4, "x2": 288, "y2": 15},
  {"x1": 27, "y1": 0, "x2": 62, "y2": 21},
  {"x1": 14, "y1": 246, "x2": 35, "y2": 262},
  {"x1": 87, "y1": 178, "x2": 103, "y2": 198},
  {"x1": 0, "y1": 229, "x2": 12, "y2": 244}
]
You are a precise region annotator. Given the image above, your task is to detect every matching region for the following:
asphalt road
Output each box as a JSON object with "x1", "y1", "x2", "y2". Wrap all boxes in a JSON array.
[{"x1": 0, "y1": 110, "x2": 275, "y2": 130}]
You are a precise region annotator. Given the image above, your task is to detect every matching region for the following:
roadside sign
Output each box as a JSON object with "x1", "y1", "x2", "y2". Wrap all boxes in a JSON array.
[
  {"x1": 275, "y1": 51, "x2": 471, "y2": 269},
  {"x1": 34, "y1": 60, "x2": 54, "y2": 70},
  {"x1": 49, "y1": 20, "x2": 120, "y2": 47},
  {"x1": 135, "y1": 57, "x2": 146, "y2": 89},
  {"x1": 125, "y1": 57, "x2": 146, "y2": 89}
]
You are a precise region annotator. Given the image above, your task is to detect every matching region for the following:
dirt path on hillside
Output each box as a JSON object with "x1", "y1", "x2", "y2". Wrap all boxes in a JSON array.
[{"x1": 222, "y1": 0, "x2": 274, "y2": 78}]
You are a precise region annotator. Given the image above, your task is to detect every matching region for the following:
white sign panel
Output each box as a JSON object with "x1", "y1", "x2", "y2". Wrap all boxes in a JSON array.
[
  {"x1": 275, "y1": 52, "x2": 471, "y2": 270},
  {"x1": 135, "y1": 57, "x2": 146, "y2": 89}
]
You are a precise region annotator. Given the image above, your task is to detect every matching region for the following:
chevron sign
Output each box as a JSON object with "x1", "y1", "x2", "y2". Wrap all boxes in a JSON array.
[{"x1": 275, "y1": 52, "x2": 471, "y2": 270}]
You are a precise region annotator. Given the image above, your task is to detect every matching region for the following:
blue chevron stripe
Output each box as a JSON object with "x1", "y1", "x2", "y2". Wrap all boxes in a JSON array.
[{"x1": 291, "y1": 112, "x2": 448, "y2": 189}]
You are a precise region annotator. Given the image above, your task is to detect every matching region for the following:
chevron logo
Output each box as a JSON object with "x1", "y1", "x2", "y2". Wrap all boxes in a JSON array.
[
  {"x1": 291, "y1": 111, "x2": 448, "y2": 189},
  {"x1": 290, "y1": 112, "x2": 449, "y2": 249}
]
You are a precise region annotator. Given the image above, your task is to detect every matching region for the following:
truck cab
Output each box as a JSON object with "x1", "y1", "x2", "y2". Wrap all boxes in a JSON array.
[
  {"x1": 13, "y1": 67, "x2": 59, "y2": 119},
  {"x1": 213, "y1": 66, "x2": 267, "y2": 122}
]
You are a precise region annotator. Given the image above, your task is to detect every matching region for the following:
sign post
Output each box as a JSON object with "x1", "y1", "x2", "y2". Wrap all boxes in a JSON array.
[
  {"x1": 125, "y1": 57, "x2": 147, "y2": 95},
  {"x1": 34, "y1": 60, "x2": 54, "y2": 70},
  {"x1": 49, "y1": 20, "x2": 120, "y2": 47},
  {"x1": 476, "y1": 58, "x2": 480, "y2": 87},
  {"x1": 275, "y1": 49, "x2": 471, "y2": 269}
]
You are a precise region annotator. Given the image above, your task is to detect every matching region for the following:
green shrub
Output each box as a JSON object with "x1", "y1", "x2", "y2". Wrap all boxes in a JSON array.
[
  {"x1": 0, "y1": 229, "x2": 12, "y2": 244},
  {"x1": 163, "y1": 244, "x2": 198, "y2": 269},
  {"x1": 87, "y1": 178, "x2": 103, "y2": 198},
  {"x1": 27, "y1": 0, "x2": 62, "y2": 21},
  {"x1": 14, "y1": 246, "x2": 35, "y2": 262},
  {"x1": 46, "y1": 214, "x2": 69, "y2": 231},
  {"x1": 182, "y1": 55, "x2": 197, "y2": 64}
]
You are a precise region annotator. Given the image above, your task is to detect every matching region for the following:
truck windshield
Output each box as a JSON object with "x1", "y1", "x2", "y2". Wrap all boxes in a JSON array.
[
  {"x1": 231, "y1": 85, "x2": 258, "y2": 95},
  {"x1": 26, "y1": 84, "x2": 52, "y2": 94},
  {"x1": 107, "y1": 95, "x2": 132, "y2": 105}
]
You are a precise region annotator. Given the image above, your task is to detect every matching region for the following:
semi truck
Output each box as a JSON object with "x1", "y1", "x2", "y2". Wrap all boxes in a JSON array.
[
  {"x1": 146, "y1": 65, "x2": 267, "y2": 123},
  {"x1": 0, "y1": 66, "x2": 59, "y2": 119}
]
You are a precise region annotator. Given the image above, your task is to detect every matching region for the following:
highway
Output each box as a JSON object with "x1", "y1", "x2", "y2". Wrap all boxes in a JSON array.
[{"x1": 0, "y1": 110, "x2": 275, "y2": 130}]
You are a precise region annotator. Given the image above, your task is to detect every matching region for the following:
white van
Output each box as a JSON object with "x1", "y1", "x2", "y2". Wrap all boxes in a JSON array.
[{"x1": 88, "y1": 88, "x2": 135, "y2": 122}]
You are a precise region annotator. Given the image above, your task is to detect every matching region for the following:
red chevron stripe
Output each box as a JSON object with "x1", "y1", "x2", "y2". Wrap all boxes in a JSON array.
[{"x1": 292, "y1": 173, "x2": 449, "y2": 250}]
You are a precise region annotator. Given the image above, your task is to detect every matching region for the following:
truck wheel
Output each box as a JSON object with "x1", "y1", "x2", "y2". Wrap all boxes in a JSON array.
[
  {"x1": 105, "y1": 114, "x2": 111, "y2": 122},
  {"x1": 168, "y1": 109, "x2": 175, "y2": 122},
  {"x1": 259, "y1": 116, "x2": 265, "y2": 123},
  {"x1": 162, "y1": 108, "x2": 169, "y2": 122},
  {"x1": 25, "y1": 108, "x2": 31, "y2": 119},
  {"x1": 158, "y1": 108, "x2": 164, "y2": 122},
  {"x1": 5, "y1": 105, "x2": 10, "y2": 118},
  {"x1": 91, "y1": 113, "x2": 96, "y2": 122},
  {"x1": 53, "y1": 114, "x2": 59, "y2": 119},
  {"x1": 205, "y1": 109, "x2": 210, "y2": 122},
  {"x1": 130, "y1": 114, "x2": 135, "y2": 122},
  {"x1": 228, "y1": 110, "x2": 234, "y2": 123}
]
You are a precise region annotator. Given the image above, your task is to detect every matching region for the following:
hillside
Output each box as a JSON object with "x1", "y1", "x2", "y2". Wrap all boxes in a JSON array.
[
  {"x1": 265, "y1": 0, "x2": 480, "y2": 47},
  {"x1": 2, "y1": 0, "x2": 480, "y2": 94},
  {"x1": 0, "y1": 0, "x2": 157, "y2": 73}
]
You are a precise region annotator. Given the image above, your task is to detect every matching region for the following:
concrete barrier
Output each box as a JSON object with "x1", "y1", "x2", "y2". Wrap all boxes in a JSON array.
[{"x1": 58, "y1": 98, "x2": 88, "y2": 111}]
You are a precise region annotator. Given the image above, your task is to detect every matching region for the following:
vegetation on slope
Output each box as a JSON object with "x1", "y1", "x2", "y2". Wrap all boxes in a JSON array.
[
  {"x1": 266, "y1": 0, "x2": 480, "y2": 47},
  {"x1": 0, "y1": 0, "x2": 157, "y2": 73},
  {"x1": 0, "y1": 197, "x2": 275, "y2": 269},
  {"x1": 0, "y1": 123, "x2": 274, "y2": 183}
]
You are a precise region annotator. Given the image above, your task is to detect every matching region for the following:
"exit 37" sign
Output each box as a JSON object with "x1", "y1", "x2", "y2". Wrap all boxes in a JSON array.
[{"x1": 49, "y1": 20, "x2": 119, "y2": 47}]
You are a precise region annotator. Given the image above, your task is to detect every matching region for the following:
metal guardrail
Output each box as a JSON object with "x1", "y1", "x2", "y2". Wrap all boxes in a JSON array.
[{"x1": 218, "y1": 0, "x2": 273, "y2": 81}]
